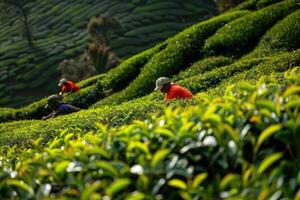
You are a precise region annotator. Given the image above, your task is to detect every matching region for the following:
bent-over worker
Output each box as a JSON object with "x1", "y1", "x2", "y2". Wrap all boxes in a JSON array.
[
  {"x1": 154, "y1": 77, "x2": 193, "y2": 100},
  {"x1": 58, "y1": 78, "x2": 80, "y2": 96},
  {"x1": 42, "y1": 94, "x2": 80, "y2": 120}
]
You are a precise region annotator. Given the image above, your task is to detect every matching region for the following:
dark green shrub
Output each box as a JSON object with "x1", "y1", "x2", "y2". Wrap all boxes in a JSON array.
[
  {"x1": 256, "y1": 0, "x2": 284, "y2": 9},
  {"x1": 204, "y1": 0, "x2": 297, "y2": 57}
]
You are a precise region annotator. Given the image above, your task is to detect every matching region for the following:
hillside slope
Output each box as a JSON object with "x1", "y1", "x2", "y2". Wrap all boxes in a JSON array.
[
  {"x1": 0, "y1": 0, "x2": 216, "y2": 108},
  {"x1": 0, "y1": 1, "x2": 300, "y2": 198},
  {"x1": 0, "y1": 0, "x2": 299, "y2": 143}
]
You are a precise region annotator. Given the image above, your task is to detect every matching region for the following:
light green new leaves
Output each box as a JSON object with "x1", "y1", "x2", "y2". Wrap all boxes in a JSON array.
[
  {"x1": 106, "y1": 178, "x2": 131, "y2": 197},
  {"x1": 192, "y1": 173, "x2": 208, "y2": 188},
  {"x1": 255, "y1": 124, "x2": 282, "y2": 153},
  {"x1": 168, "y1": 179, "x2": 187, "y2": 190},
  {"x1": 257, "y1": 152, "x2": 283, "y2": 175},
  {"x1": 151, "y1": 149, "x2": 171, "y2": 169},
  {"x1": 6, "y1": 180, "x2": 34, "y2": 197}
]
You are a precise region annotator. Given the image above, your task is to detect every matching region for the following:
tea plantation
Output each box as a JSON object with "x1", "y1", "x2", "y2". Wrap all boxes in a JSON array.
[
  {"x1": 0, "y1": 0, "x2": 300, "y2": 199},
  {"x1": 0, "y1": 0, "x2": 217, "y2": 108}
]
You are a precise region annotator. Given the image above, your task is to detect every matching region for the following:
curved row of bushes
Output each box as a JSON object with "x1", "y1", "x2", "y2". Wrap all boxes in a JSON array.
[
  {"x1": 203, "y1": 0, "x2": 297, "y2": 57},
  {"x1": 95, "y1": 11, "x2": 249, "y2": 106},
  {"x1": 1, "y1": 49, "x2": 299, "y2": 147},
  {"x1": 247, "y1": 9, "x2": 300, "y2": 58},
  {"x1": 0, "y1": 68, "x2": 299, "y2": 199},
  {"x1": 173, "y1": 56, "x2": 233, "y2": 81}
]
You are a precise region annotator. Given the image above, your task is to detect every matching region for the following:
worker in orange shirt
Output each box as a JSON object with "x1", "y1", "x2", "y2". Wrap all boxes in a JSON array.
[
  {"x1": 154, "y1": 77, "x2": 193, "y2": 100},
  {"x1": 58, "y1": 78, "x2": 80, "y2": 96}
]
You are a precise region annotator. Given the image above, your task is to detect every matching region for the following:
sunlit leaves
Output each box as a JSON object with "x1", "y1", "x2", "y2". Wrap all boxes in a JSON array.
[
  {"x1": 168, "y1": 179, "x2": 187, "y2": 190},
  {"x1": 106, "y1": 178, "x2": 131, "y2": 197},
  {"x1": 151, "y1": 149, "x2": 171, "y2": 169},
  {"x1": 257, "y1": 153, "x2": 283, "y2": 175},
  {"x1": 255, "y1": 124, "x2": 282, "y2": 153},
  {"x1": 0, "y1": 67, "x2": 299, "y2": 199}
]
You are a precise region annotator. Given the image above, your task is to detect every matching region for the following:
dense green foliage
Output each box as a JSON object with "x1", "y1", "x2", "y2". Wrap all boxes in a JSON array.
[
  {"x1": 203, "y1": 0, "x2": 297, "y2": 57},
  {"x1": 2, "y1": 0, "x2": 300, "y2": 123},
  {"x1": 0, "y1": 97, "x2": 191, "y2": 147},
  {"x1": 0, "y1": 68, "x2": 299, "y2": 199},
  {"x1": 0, "y1": 42, "x2": 166, "y2": 122},
  {"x1": 248, "y1": 9, "x2": 300, "y2": 57},
  {"x1": 0, "y1": 1, "x2": 300, "y2": 198},
  {"x1": 0, "y1": 0, "x2": 217, "y2": 107},
  {"x1": 173, "y1": 56, "x2": 233, "y2": 81},
  {"x1": 95, "y1": 11, "x2": 249, "y2": 107}
]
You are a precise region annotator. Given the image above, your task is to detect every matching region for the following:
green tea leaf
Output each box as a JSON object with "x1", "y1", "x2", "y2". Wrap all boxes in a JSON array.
[
  {"x1": 81, "y1": 181, "x2": 102, "y2": 200},
  {"x1": 220, "y1": 173, "x2": 240, "y2": 189},
  {"x1": 283, "y1": 86, "x2": 300, "y2": 97},
  {"x1": 55, "y1": 160, "x2": 70, "y2": 175},
  {"x1": 257, "y1": 152, "x2": 283, "y2": 175},
  {"x1": 192, "y1": 173, "x2": 208, "y2": 188},
  {"x1": 151, "y1": 149, "x2": 171, "y2": 169},
  {"x1": 155, "y1": 127, "x2": 175, "y2": 138},
  {"x1": 255, "y1": 124, "x2": 282, "y2": 153},
  {"x1": 256, "y1": 100, "x2": 276, "y2": 113},
  {"x1": 168, "y1": 179, "x2": 187, "y2": 190},
  {"x1": 128, "y1": 141, "x2": 150, "y2": 156},
  {"x1": 94, "y1": 161, "x2": 118, "y2": 177},
  {"x1": 106, "y1": 178, "x2": 131, "y2": 197},
  {"x1": 285, "y1": 99, "x2": 300, "y2": 109},
  {"x1": 6, "y1": 180, "x2": 34, "y2": 196}
]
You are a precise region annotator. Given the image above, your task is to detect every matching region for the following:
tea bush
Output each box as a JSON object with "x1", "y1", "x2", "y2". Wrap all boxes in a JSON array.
[
  {"x1": 0, "y1": 98, "x2": 192, "y2": 147},
  {"x1": 76, "y1": 74, "x2": 106, "y2": 89},
  {"x1": 173, "y1": 56, "x2": 233, "y2": 81},
  {"x1": 0, "y1": 67, "x2": 299, "y2": 199},
  {"x1": 180, "y1": 49, "x2": 300, "y2": 94},
  {"x1": 203, "y1": 0, "x2": 297, "y2": 57}
]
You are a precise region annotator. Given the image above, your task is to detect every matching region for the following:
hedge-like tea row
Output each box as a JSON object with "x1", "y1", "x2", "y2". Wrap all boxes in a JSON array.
[
  {"x1": 0, "y1": 98, "x2": 192, "y2": 147},
  {"x1": 66, "y1": 42, "x2": 167, "y2": 108},
  {"x1": 0, "y1": 68, "x2": 299, "y2": 199},
  {"x1": 173, "y1": 56, "x2": 233, "y2": 81},
  {"x1": 94, "y1": 11, "x2": 249, "y2": 106},
  {"x1": 248, "y1": 10, "x2": 300, "y2": 57},
  {"x1": 1, "y1": 50, "x2": 294, "y2": 147},
  {"x1": 204, "y1": 0, "x2": 297, "y2": 57},
  {"x1": 232, "y1": 0, "x2": 284, "y2": 12},
  {"x1": 179, "y1": 49, "x2": 300, "y2": 93}
]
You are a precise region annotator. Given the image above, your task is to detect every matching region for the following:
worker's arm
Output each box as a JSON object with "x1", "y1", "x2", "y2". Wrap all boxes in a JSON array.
[
  {"x1": 42, "y1": 111, "x2": 56, "y2": 120},
  {"x1": 67, "y1": 104, "x2": 81, "y2": 112},
  {"x1": 60, "y1": 86, "x2": 67, "y2": 95}
]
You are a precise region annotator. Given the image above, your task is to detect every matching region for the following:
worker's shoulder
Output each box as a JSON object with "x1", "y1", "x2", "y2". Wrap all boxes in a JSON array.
[{"x1": 171, "y1": 84, "x2": 185, "y2": 90}]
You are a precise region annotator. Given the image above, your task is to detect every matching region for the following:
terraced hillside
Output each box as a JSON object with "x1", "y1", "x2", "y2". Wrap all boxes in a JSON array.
[
  {"x1": 0, "y1": 0, "x2": 300, "y2": 199},
  {"x1": 0, "y1": 0, "x2": 217, "y2": 108}
]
